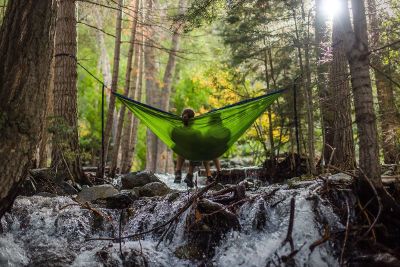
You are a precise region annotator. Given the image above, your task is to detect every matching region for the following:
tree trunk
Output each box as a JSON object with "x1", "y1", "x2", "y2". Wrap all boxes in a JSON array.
[
  {"x1": 156, "y1": 0, "x2": 185, "y2": 172},
  {"x1": 144, "y1": 0, "x2": 160, "y2": 172},
  {"x1": 52, "y1": 0, "x2": 89, "y2": 184},
  {"x1": 367, "y1": 0, "x2": 400, "y2": 164},
  {"x1": 97, "y1": 0, "x2": 123, "y2": 177},
  {"x1": 120, "y1": 19, "x2": 142, "y2": 174},
  {"x1": 110, "y1": 0, "x2": 140, "y2": 177},
  {"x1": 329, "y1": 4, "x2": 356, "y2": 170},
  {"x1": 300, "y1": 0, "x2": 316, "y2": 174},
  {"x1": 94, "y1": 7, "x2": 112, "y2": 89},
  {"x1": 341, "y1": 0, "x2": 381, "y2": 185},
  {"x1": 126, "y1": 44, "x2": 145, "y2": 172},
  {"x1": 38, "y1": 59, "x2": 55, "y2": 168},
  {"x1": 0, "y1": 0, "x2": 55, "y2": 218}
]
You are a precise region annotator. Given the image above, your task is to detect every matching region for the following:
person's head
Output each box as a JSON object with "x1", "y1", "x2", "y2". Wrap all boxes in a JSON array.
[{"x1": 181, "y1": 108, "x2": 195, "y2": 126}]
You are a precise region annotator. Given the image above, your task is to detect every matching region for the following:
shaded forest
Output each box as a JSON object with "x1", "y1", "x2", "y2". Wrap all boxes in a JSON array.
[{"x1": 0, "y1": 0, "x2": 400, "y2": 266}]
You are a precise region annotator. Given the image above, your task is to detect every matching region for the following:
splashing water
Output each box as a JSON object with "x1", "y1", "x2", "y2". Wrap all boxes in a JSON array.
[{"x1": 0, "y1": 178, "x2": 346, "y2": 266}]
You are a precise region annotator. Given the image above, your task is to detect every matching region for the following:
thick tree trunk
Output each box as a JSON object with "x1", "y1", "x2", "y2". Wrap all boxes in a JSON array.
[
  {"x1": 314, "y1": 0, "x2": 330, "y2": 165},
  {"x1": 342, "y1": 0, "x2": 381, "y2": 185},
  {"x1": 144, "y1": 0, "x2": 160, "y2": 172},
  {"x1": 367, "y1": 0, "x2": 400, "y2": 164},
  {"x1": 329, "y1": 7, "x2": 356, "y2": 170},
  {"x1": 155, "y1": 0, "x2": 185, "y2": 172},
  {"x1": 52, "y1": 0, "x2": 89, "y2": 184},
  {"x1": 110, "y1": 0, "x2": 140, "y2": 177},
  {"x1": 97, "y1": 0, "x2": 123, "y2": 177},
  {"x1": 0, "y1": 0, "x2": 55, "y2": 218}
]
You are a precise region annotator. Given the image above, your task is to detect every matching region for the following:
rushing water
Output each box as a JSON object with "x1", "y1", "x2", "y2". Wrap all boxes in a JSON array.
[{"x1": 0, "y1": 173, "x2": 348, "y2": 266}]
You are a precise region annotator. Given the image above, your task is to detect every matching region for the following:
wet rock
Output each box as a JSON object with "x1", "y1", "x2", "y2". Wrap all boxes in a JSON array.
[
  {"x1": 167, "y1": 191, "x2": 180, "y2": 202},
  {"x1": 186, "y1": 198, "x2": 241, "y2": 257},
  {"x1": 122, "y1": 249, "x2": 148, "y2": 267},
  {"x1": 60, "y1": 181, "x2": 79, "y2": 195},
  {"x1": 76, "y1": 184, "x2": 118, "y2": 202},
  {"x1": 252, "y1": 198, "x2": 267, "y2": 230},
  {"x1": 103, "y1": 191, "x2": 139, "y2": 209},
  {"x1": 174, "y1": 243, "x2": 204, "y2": 260},
  {"x1": 350, "y1": 253, "x2": 400, "y2": 267},
  {"x1": 121, "y1": 171, "x2": 161, "y2": 189},
  {"x1": 138, "y1": 182, "x2": 171, "y2": 197},
  {"x1": 96, "y1": 246, "x2": 121, "y2": 267}
]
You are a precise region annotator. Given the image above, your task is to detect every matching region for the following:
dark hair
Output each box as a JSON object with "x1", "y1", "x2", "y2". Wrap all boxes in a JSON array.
[{"x1": 181, "y1": 108, "x2": 195, "y2": 126}]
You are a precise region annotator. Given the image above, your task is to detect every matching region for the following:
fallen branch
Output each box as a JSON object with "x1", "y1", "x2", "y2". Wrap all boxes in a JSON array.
[{"x1": 282, "y1": 197, "x2": 296, "y2": 251}]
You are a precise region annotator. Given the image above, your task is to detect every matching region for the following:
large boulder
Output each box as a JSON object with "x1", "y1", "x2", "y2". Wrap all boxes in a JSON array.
[
  {"x1": 121, "y1": 171, "x2": 161, "y2": 189},
  {"x1": 76, "y1": 184, "x2": 118, "y2": 203},
  {"x1": 138, "y1": 182, "x2": 171, "y2": 197}
]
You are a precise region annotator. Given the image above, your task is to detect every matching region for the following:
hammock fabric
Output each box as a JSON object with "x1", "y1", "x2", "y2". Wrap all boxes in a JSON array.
[{"x1": 114, "y1": 90, "x2": 284, "y2": 161}]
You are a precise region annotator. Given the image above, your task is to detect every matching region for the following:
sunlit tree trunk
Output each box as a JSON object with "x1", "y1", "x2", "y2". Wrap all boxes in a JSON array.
[
  {"x1": 97, "y1": 0, "x2": 123, "y2": 177},
  {"x1": 314, "y1": 0, "x2": 330, "y2": 166},
  {"x1": 156, "y1": 0, "x2": 185, "y2": 173},
  {"x1": 52, "y1": 0, "x2": 89, "y2": 184},
  {"x1": 341, "y1": 0, "x2": 381, "y2": 185},
  {"x1": 367, "y1": 0, "x2": 400, "y2": 164},
  {"x1": 110, "y1": 0, "x2": 140, "y2": 177},
  {"x1": 94, "y1": 7, "x2": 112, "y2": 90},
  {"x1": 0, "y1": 0, "x2": 55, "y2": 218},
  {"x1": 300, "y1": 0, "x2": 316, "y2": 174},
  {"x1": 144, "y1": 0, "x2": 160, "y2": 172},
  {"x1": 329, "y1": 6, "x2": 356, "y2": 170}
]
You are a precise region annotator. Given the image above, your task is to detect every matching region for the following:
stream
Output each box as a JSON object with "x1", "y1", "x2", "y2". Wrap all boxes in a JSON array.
[{"x1": 0, "y1": 172, "x2": 352, "y2": 267}]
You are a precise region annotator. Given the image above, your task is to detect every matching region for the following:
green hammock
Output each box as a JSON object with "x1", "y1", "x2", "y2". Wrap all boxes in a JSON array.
[{"x1": 114, "y1": 90, "x2": 284, "y2": 161}]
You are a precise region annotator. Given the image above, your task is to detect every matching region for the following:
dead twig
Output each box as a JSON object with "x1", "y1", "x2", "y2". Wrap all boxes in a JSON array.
[
  {"x1": 309, "y1": 224, "x2": 330, "y2": 252},
  {"x1": 340, "y1": 196, "x2": 350, "y2": 265},
  {"x1": 119, "y1": 209, "x2": 125, "y2": 261},
  {"x1": 356, "y1": 198, "x2": 376, "y2": 242},
  {"x1": 358, "y1": 169, "x2": 382, "y2": 240},
  {"x1": 282, "y1": 197, "x2": 296, "y2": 251}
]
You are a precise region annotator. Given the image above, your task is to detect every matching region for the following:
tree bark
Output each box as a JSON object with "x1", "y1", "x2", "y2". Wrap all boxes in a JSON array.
[
  {"x1": 300, "y1": 0, "x2": 316, "y2": 174},
  {"x1": 38, "y1": 58, "x2": 55, "y2": 168},
  {"x1": 367, "y1": 0, "x2": 400, "y2": 164},
  {"x1": 341, "y1": 0, "x2": 381, "y2": 185},
  {"x1": 126, "y1": 44, "x2": 145, "y2": 172},
  {"x1": 52, "y1": 0, "x2": 89, "y2": 184},
  {"x1": 0, "y1": 0, "x2": 55, "y2": 218},
  {"x1": 156, "y1": 0, "x2": 185, "y2": 173},
  {"x1": 329, "y1": 4, "x2": 356, "y2": 170},
  {"x1": 97, "y1": 0, "x2": 123, "y2": 177},
  {"x1": 120, "y1": 21, "x2": 142, "y2": 174},
  {"x1": 110, "y1": 0, "x2": 140, "y2": 177},
  {"x1": 144, "y1": 0, "x2": 160, "y2": 172}
]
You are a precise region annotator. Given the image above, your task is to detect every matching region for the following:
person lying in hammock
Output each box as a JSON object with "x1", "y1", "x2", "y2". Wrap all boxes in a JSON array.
[{"x1": 172, "y1": 108, "x2": 221, "y2": 188}]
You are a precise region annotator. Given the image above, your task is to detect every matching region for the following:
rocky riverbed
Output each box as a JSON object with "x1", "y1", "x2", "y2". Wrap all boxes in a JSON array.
[{"x1": 0, "y1": 172, "x2": 357, "y2": 266}]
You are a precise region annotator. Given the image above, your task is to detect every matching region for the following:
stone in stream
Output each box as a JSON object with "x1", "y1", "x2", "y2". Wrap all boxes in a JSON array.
[
  {"x1": 76, "y1": 184, "x2": 118, "y2": 203},
  {"x1": 121, "y1": 171, "x2": 161, "y2": 189},
  {"x1": 102, "y1": 191, "x2": 139, "y2": 209},
  {"x1": 138, "y1": 182, "x2": 171, "y2": 197},
  {"x1": 177, "y1": 198, "x2": 241, "y2": 259}
]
